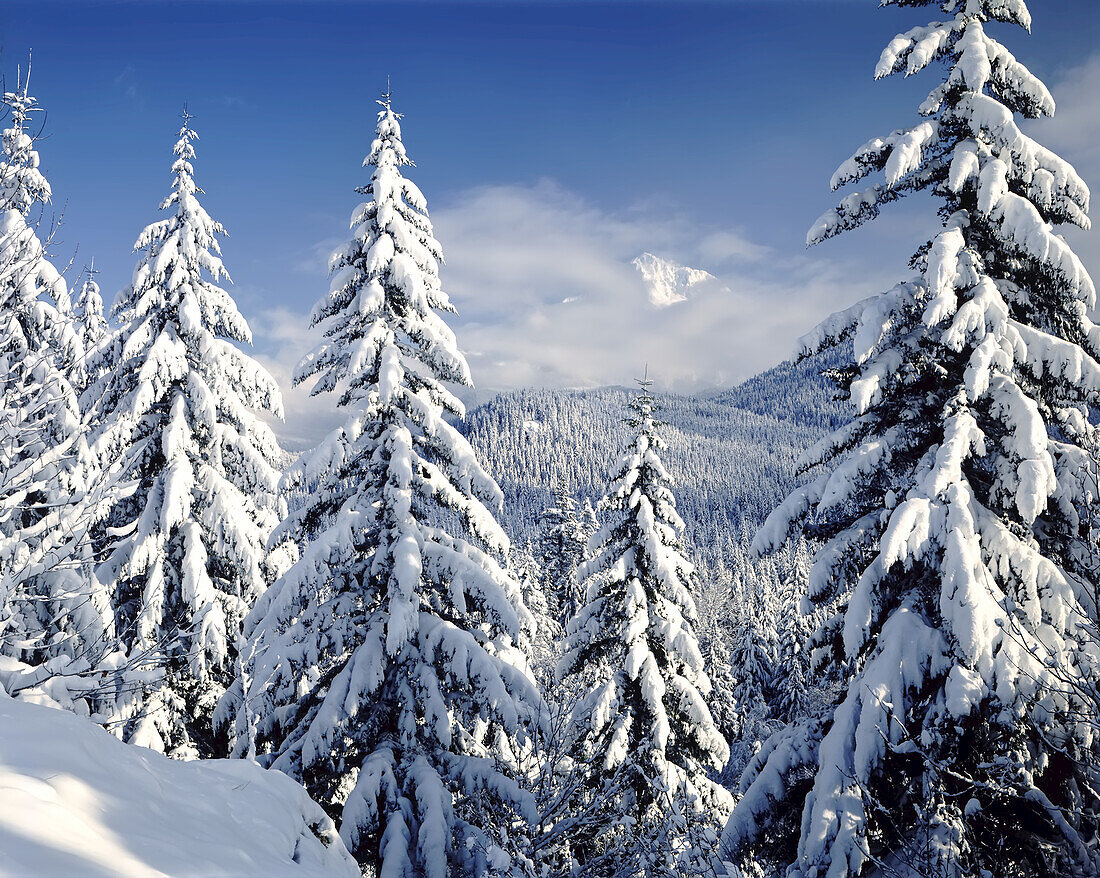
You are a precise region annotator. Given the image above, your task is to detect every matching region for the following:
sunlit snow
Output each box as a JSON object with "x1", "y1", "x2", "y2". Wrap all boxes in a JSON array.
[
  {"x1": 0, "y1": 698, "x2": 359, "y2": 878},
  {"x1": 632, "y1": 251, "x2": 722, "y2": 307}
]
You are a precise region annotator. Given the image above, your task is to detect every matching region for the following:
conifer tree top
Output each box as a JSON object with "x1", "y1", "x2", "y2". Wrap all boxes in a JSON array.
[
  {"x1": 1, "y1": 67, "x2": 51, "y2": 217},
  {"x1": 163, "y1": 109, "x2": 220, "y2": 231},
  {"x1": 116, "y1": 106, "x2": 259, "y2": 357},
  {"x1": 0, "y1": 66, "x2": 77, "y2": 352},
  {"x1": 627, "y1": 370, "x2": 658, "y2": 428},
  {"x1": 126, "y1": 108, "x2": 239, "y2": 321},
  {"x1": 728, "y1": 2, "x2": 1099, "y2": 874},
  {"x1": 296, "y1": 89, "x2": 470, "y2": 420},
  {"x1": 367, "y1": 90, "x2": 410, "y2": 169},
  {"x1": 77, "y1": 259, "x2": 102, "y2": 305}
]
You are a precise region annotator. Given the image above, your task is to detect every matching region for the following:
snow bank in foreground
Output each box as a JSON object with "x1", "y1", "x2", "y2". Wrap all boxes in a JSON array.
[{"x1": 0, "y1": 696, "x2": 359, "y2": 878}]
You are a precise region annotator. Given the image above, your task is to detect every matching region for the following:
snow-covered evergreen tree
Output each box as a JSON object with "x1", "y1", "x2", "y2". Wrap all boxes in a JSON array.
[
  {"x1": 558, "y1": 378, "x2": 731, "y2": 875},
  {"x1": 723, "y1": 2, "x2": 1100, "y2": 875},
  {"x1": 513, "y1": 539, "x2": 561, "y2": 688},
  {"x1": 73, "y1": 261, "x2": 109, "y2": 389},
  {"x1": 692, "y1": 563, "x2": 740, "y2": 762},
  {"x1": 535, "y1": 479, "x2": 589, "y2": 623},
  {"x1": 219, "y1": 92, "x2": 543, "y2": 876},
  {"x1": 85, "y1": 110, "x2": 284, "y2": 758},
  {"x1": 0, "y1": 72, "x2": 117, "y2": 712},
  {"x1": 581, "y1": 496, "x2": 599, "y2": 545},
  {"x1": 725, "y1": 602, "x2": 777, "y2": 779},
  {"x1": 772, "y1": 590, "x2": 810, "y2": 726}
]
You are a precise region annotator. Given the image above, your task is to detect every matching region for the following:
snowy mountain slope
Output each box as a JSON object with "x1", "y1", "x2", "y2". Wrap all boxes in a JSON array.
[
  {"x1": 632, "y1": 251, "x2": 722, "y2": 306},
  {"x1": 464, "y1": 350, "x2": 846, "y2": 564},
  {"x1": 0, "y1": 697, "x2": 359, "y2": 878}
]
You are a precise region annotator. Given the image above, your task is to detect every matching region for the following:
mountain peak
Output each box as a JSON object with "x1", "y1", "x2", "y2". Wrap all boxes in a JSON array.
[{"x1": 632, "y1": 252, "x2": 718, "y2": 307}]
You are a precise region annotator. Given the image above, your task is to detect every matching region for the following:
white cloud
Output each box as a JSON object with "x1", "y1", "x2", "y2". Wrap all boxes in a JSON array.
[
  {"x1": 252, "y1": 179, "x2": 896, "y2": 446},
  {"x1": 257, "y1": 46, "x2": 1100, "y2": 447},
  {"x1": 434, "y1": 181, "x2": 884, "y2": 395},
  {"x1": 290, "y1": 235, "x2": 345, "y2": 276},
  {"x1": 114, "y1": 65, "x2": 140, "y2": 103},
  {"x1": 696, "y1": 229, "x2": 771, "y2": 266},
  {"x1": 249, "y1": 306, "x2": 344, "y2": 451},
  {"x1": 1041, "y1": 54, "x2": 1100, "y2": 179}
]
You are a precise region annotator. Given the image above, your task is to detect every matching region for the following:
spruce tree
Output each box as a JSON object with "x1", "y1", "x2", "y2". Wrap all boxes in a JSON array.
[
  {"x1": 559, "y1": 378, "x2": 731, "y2": 875},
  {"x1": 535, "y1": 478, "x2": 588, "y2": 623},
  {"x1": 773, "y1": 590, "x2": 811, "y2": 726},
  {"x1": 86, "y1": 110, "x2": 285, "y2": 757},
  {"x1": 0, "y1": 73, "x2": 115, "y2": 709},
  {"x1": 513, "y1": 539, "x2": 561, "y2": 688},
  {"x1": 690, "y1": 564, "x2": 741, "y2": 784},
  {"x1": 726, "y1": 603, "x2": 776, "y2": 777},
  {"x1": 220, "y1": 92, "x2": 543, "y2": 876},
  {"x1": 723, "y1": 2, "x2": 1100, "y2": 875},
  {"x1": 73, "y1": 261, "x2": 109, "y2": 389}
]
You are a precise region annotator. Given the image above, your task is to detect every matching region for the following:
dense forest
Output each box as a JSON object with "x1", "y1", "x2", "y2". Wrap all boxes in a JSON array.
[
  {"x1": 1, "y1": 0, "x2": 1099, "y2": 876},
  {"x1": 464, "y1": 350, "x2": 847, "y2": 561}
]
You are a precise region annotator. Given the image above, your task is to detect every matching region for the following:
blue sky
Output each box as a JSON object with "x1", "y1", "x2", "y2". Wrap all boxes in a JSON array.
[{"x1": 3, "y1": 0, "x2": 1099, "y2": 445}]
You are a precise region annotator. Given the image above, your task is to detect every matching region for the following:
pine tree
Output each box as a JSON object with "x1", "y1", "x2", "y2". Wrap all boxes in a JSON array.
[
  {"x1": 535, "y1": 478, "x2": 588, "y2": 623},
  {"x1": 726, "y1": 601, "x2": 776, "y2": 776},
  {"x1": 513, "y1": 539, "x2": 561, "y2": 688},
  {"x1": 558, "y1": 378, "x2": 731, "y2": 876},
  {"x1": 73, "y1": 261, "x2": 109, "y2": 390},
  {"x1": 219, "y1": 92, "x2": 543, "y2": 876},
  {"x1": 0, "y1": 71, "x2": 116, "y2": 711},
  {"x1": 86, "y1": 110, "x2": 285, "y2": 758},
  {"x1": 723, "y1": 2, "x2": 1100, "y2": 875},
  {"x1": 773, "y1": 589, "x2": 810, "y2": 726}
]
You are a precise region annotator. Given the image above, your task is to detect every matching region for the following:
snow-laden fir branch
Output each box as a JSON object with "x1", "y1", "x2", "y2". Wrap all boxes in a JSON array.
[
  {"x1": 724, "y1": 2, "x2": 1100, "y2": 876},
  {"x1": 219, "y1": 92, "x2": 544, "y2": 877},
  {"x1": 84, "y1": 110, "x2": 286, "y2": 758}
]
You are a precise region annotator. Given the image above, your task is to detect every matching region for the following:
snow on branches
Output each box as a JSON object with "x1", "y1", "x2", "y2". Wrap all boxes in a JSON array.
[
  {"x1": 85, "y1": 111, "x2": 285, "y2": 758},
  {"x1": 0, "y1": 71, "x2": 118, "y2": 717},
  {"x1": 726, "y1": 2, "x2": 1100, "y2": 877},
  {"x1": 558, "y1": 378, "x2": 732, "y2": 875},
  {"x1": 221, "y1": 92, "x2": 543, "y2": 877}
]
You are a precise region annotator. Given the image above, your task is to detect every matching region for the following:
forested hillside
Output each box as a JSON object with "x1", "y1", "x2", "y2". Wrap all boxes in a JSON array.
[
  {"x1": 4, "y1": 0, "x2": 1098, "y2": 873},
  {"x1": 465, "y1": 349, "x2": 847, "y2": 563}
]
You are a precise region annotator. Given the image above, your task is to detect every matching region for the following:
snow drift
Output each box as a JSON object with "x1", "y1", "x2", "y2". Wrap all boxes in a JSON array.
[{"x1": 0, "y1": 696, "x2": 358, "y2": 878}]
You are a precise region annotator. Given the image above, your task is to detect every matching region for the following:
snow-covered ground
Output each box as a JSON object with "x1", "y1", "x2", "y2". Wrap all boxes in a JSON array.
[{"x1": 0, "y1": 697, "x2": 359, "y2": 878}]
